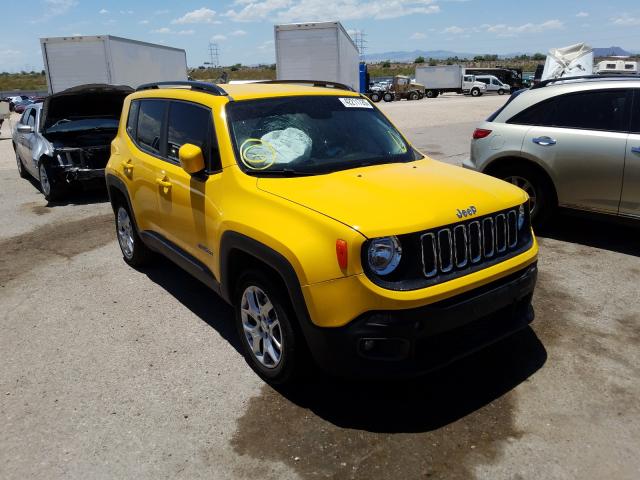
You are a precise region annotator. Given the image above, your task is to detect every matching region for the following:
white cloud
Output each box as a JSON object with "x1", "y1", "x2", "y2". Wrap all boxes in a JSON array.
[
  {"x1": 99, "y1": 8, "x2": 109, "y2": 14},
  {"x1": 224, "y1": 0, "x2": 440, "y2": 22},
  {"x1": 119, "y1": 10, "x2": 134, "y2": 15},
  {"x1": 154, "y1": 9, "x2": 170, "y2": 15},
  {"x1": 576, "y1": 11, "x2": 589, "y2": 17},
  {"x1": 172, "y1": 7, "x2": 220, "y2": 24},
  {"x1": 45, "y1": 0, "x2": 77, "y2": 16},
  {"x1": 151, "y1": 27, "x2": 194, "y2": 35},
  {"x1": 610, "y1": 15, "x2": 640, "y2": 26},
  {"x1": 485, "y1": 19, "x2": 563, "y2": 37},
  {"x1": 411, "y1": 32, "x2": 427, "y2": 39},
  {"x1": 231, "y1": 29, "x2": 247, "y2": 36},
  {"x1": 258, "y1": 39, "x2": 275, "y2": 51},
  {"x1": 72, "y1": 33, "x2": 82, "y2": 36},
  {"x1": 139, "y1": 19, "x2": 150, "y2": 25},
  {"x1": 443, "y1": 25, "x2": 464, "y2": 34},
  {"x1": 211, "y1": 34, "x2": 227, "y2": 41}
]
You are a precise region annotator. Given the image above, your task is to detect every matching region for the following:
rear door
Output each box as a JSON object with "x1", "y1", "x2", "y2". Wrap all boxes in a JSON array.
[
  {"x1": 520, "y1": 89, "x2": 631, "y2": 214},
  {"x1": 619, "y1": 89, "x2": 640, "y2": 218},
  {"x1": 21, "y1": 108, "x2": 39, "y2": 175}
]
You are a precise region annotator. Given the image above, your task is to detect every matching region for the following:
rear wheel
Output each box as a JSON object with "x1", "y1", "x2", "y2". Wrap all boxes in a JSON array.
[
  {"x1": 493, "y1": 164, "x2": 555, "y2": 228},
  {"x1": 383, "y1": 92, "x2": 394, "y2": 102},
  {"x1": 425, "y1": 90, "x2": 436, "y2": 99},
  {"x1": 235, "y1": 270, "x2": 306, "y2": 385},
  {"x1": 115, "y1": 203, "x2": 153, "y2": 267},
  {"x1": 409, "y1": 91, "x2": 419, "y2": 101},
  {"x1": 370, "y1": 92, "x2": 381, "y2": 103}
]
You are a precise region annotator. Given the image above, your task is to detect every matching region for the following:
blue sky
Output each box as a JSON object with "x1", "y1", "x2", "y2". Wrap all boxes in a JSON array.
[{"x1": 1, "y1": 0, "x2": 639, "y2": 72}]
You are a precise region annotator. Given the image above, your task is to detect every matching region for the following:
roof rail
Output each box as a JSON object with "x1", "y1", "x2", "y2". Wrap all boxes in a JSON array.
[
  {"x1": 136, "y1": 81, "x2": 229, "y2": 97},
  {"x1": 532, "y1": 74, "x2": 640, "y2": 89},
  {"x1": 254, "y1": 79, "x2": 355, "y2": 92}
]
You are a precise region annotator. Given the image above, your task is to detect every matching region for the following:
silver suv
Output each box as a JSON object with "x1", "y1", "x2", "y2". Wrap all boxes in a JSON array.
[{"x1": 463, "y1": 76, "x2": 640, "y2": 225}]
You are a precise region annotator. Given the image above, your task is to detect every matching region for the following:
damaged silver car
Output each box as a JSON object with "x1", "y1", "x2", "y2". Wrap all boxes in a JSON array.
[{"x1": 12, "y1": 84, "x2": 132, "y2": 201}]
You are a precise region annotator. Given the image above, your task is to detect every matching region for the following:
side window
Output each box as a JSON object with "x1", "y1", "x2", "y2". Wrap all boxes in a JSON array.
[
  {"x1": 551, "y1": 90, "x2": 629, "y2": 132},
  {"x1": 507, "y1": 98, "x2": 558, "y2": 126},
  {"x1": 20, "y1": 109, "x2": 30, "y2": 124},
  {"x1": 166, "y1": 101, "x2": 220, "y2": 170},
  {"x1": 136, "y1": 100, "x2": 166, "y2": 154},
  {"x1": 479, "y1": 78, "x2": 490, "y2": 85},
  {"x1": 27, "y1": 109, "x2": 36, "y2": 129},
  {"x1": 492, "y1": 79, "x2": 500, "y2": 86},
  {"x1": 126, "y1": 100, "x2": 139, "y2": 139}
]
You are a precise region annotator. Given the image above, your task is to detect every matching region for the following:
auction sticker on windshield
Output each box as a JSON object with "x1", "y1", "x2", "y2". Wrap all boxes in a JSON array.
[{"x1": 338, "y1": 97, "x2": 373, "y2": 109}]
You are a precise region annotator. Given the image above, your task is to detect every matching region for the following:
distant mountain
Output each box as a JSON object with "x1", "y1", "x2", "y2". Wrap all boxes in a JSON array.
[
  {"x1": 592, "y1": 46, "x2": 633, "y2": 57},
  {"x1": 365, "y1": 46, "x2": 635, "y2": 63}
]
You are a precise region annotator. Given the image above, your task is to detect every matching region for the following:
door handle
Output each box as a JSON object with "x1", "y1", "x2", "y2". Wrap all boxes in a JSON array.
[
  {"x1": 122, "y1": 159, "x2": 134, "y2": 173},
  {"x1": 156, "y1": 177, "x2": 172, "y2": 190},
  {"x1": 631, "y1": 147, "x2": 640, "y2": 154},
  {"x1": 532, "y1": 136, "x2": 556, "y2": 146}
]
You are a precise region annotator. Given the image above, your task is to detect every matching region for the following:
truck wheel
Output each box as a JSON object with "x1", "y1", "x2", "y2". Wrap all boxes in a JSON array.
[
  {"x1": 471, "y1": 88, "x2": 481, "y2": 97},
  {"x1": 15, "y1": 147, "x2": 28, "y2": 179},
  {"x1": 498, "y1": 89, "x2": 505, "y2": 95},
  {"x1": 418, "y1": 92, "x2": 424, "y2": 99},
  {"x1": 383, "y1": 92, "x2": 394, "y2": 102},
  {"x1": 370, "y1": 92, "x2": 381, "y2": 103},
  {"x1": 409, "y1": 91, "x2": 419, "y2": 101},
  {"x1": 235, "y1": 269, "x2": 306, "y2": 385},
  {"x1": 425, "y1": 90, "x2": 436, "y2": 98},
  {"x1": 115, "y1": 202, "x2": 153, "y2": 267},
  {"x1": 493, "y1": 164, "x2": 555, "y2": 228},
  {"x1": 38, "y1": 161, "x2": 64, "y2": 202}
]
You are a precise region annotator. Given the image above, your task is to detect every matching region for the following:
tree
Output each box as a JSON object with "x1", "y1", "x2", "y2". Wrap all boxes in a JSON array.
[
  {"x1": 532, "y1": 53, "x2": 546, "y2": 61},
  {"x1": 428, "y1": 58, "x2": 437, "y2": 66},
  {"x1": 382, "y1": 60, "x2": 391, "y2": 68},
  {"x1": 414, "y1": 56, "x2": 425, "y2": 64}
]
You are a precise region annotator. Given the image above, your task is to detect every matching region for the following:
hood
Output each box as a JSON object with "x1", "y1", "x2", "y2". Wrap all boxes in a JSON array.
[
  {"x1": 257, "y1": 159, "x2": 528, "y2": 238},
  {"x1": 41, "y1": 83, "x2": 133, "y2": 132}
]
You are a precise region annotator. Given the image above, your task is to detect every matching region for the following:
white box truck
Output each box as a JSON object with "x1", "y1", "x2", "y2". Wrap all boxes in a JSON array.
[
  {"x1": 415, "y1": 65, "x2": 487, "y2": 98},
  {"x1": 41, "y1": 35, "x2": 188, "y2": 93},
  {"x1": 275, "y1": 21, "x2": 360, "y2": 91}
]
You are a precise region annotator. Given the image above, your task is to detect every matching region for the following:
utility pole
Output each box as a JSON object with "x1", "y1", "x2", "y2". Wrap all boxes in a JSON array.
[
  {"x1": 208, "y1": 42, "x2": 220, "y2": 68},
  {"x1": 353, "y1": 30, "x2": 367, "y2": 61}
]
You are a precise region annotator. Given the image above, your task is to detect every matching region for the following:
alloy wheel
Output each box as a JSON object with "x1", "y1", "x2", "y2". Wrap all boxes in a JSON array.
[
  {"x1": 505, "y1": 175, "x2": 537, "y2": 217},
  {"x1": 116, "y1": 207, "x2": 135, "y2": 259},
  {"x1": 39, "y1": 164, "x2": 51, "y2": 197},
  {"x1": 240, "y1": 286, "x2": 283, "y2": 369}
]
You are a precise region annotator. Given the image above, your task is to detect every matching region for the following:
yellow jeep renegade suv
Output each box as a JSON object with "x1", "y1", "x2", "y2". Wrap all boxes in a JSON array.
[{"x1": 106, "y1": 80, "x2": 538, "y2": 384}]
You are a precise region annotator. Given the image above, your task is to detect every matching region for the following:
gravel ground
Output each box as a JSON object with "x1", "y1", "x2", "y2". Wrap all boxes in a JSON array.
[{"x1": 0, "y1": 95, "x2": 638, "y2": 480}]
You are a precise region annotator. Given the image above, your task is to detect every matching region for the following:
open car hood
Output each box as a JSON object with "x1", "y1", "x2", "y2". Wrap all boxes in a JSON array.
[{"x1": 41, "y1": 84, "x2": 133, "y2": 133}]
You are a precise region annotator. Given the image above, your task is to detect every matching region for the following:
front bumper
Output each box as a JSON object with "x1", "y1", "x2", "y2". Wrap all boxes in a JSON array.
[
  {"x1": 51, "y1": 165, "x2": 106, "y2": 183},
  {"x1": 303, "y1": 263, "x2": 537, "y2": 377}
]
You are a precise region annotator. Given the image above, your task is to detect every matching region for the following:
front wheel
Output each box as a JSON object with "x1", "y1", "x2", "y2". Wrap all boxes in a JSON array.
[
  {"x1": 498, "y1": 89, "x2": 505, "y2": 95},
  {"x1": 39, "y1": 161, "x2": 64, "y2": 201},
  {"x1": 409, "y1": 91, "x2": 419, "y2": 101},
  {"x1": 383, "y1": 92, "x2": 394, "y2": 102},
  {"x1": 471, "y1": 88, "x2": 481, "y2": 97},
  {"x1": 235, "y1": 270, "x2": 306, "y2": 385},
  {"x1": 425, "y1": 90, "x2": 436, "y2": 98},
  {"x1": 370, "y1": 92, "x2": 381, "y2": 103}
]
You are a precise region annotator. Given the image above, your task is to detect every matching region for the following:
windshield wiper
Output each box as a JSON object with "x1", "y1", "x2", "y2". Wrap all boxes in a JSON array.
[{"x1": 256, "y1": 168, "x2": 316, "y2": 177}]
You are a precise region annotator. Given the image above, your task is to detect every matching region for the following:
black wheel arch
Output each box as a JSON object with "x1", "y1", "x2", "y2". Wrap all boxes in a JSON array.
[{"x1": 106, "y1": 174, "x2": 140, "y2": 231}]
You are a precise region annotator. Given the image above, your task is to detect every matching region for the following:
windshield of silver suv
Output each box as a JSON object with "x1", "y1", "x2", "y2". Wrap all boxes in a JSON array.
[{"x1": 226, "y1": 95, "x2": 420, "y2": 176}]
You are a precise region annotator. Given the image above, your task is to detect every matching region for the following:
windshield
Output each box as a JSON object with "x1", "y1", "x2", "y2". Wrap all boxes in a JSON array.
[
  {"x1": 226, "y1": 96, "x2": 419, "y2": 176},
  {"x1": 45, "y1": 117, "x2": 120, "y2": 134}
]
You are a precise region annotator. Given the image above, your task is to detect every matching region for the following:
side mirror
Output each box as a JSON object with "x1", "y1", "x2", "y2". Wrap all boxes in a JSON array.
[
  {"x1": 178, "y1": 143, "x2": 205, "y2": 174},
  {"x1": 17, "y1": 124, "x2": 33, "y2": 134}
]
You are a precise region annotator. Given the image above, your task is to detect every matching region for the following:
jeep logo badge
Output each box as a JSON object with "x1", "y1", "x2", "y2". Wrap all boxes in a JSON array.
[{"x1": 456, "y1": 206, "x2": 477, "y2": 218}]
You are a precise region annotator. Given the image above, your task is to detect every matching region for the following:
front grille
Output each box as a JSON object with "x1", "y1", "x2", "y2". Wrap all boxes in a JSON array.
[{"x1": 420, "y1": 207, "x2": 523, "y2": 279}]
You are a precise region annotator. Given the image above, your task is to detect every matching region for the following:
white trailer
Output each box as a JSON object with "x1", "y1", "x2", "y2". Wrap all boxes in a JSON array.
[
  {"x1": 40, "y1": 35, "x2": 188, "y2": 93},
  {"x1": 274, "y1": 21, "x2": 360, "y2": 91},
  {"x1": 415, "y1": 65, "x2": 487, "y2": 98}
]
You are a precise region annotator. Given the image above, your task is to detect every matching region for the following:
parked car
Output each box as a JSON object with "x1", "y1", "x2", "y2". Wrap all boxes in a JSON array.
[
  {"x1": 464, "y1": 76, "x2": 640, "y2": 226},
  {"x1": 13, "y1": 99, "x2": 34, "y2": 114},
  {"x1": 12, "y1": 83, "x2": 132, "y2": 201},
  {"x1": 106, "y1": 80, "x2": 538, "y2": 385},
  {"x1": 475, "y1": 75, "x2": 512, "y2": 95}
]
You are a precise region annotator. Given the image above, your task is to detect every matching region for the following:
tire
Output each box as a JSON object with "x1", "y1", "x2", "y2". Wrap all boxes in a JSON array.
[
  {"x1": 425, "y1": 90, "x2": 436, "y2": 99},
  {"x1": 383, "y1": 92, "x2": 394, "y2": 102},
  {"x1": 471, "y1": 88, "x2": 480, "y2": 97},
  {"x1": 498, "y1": 89, "x2": 505, "y2": 95},
  {"x1": 493, "y1": 164, "x2": 555, "y2": 228},
  {"x1": 234, "y1": 269, "x2": 306, "y2": 385},
  {"x1": 409, "y1": 91, "x2": 419, "y2": 101},
  {"x1": 418, "y1": 92, "x2": 424, "y2": 99},
  {"x1": 15, "y1": 147, "x2": 27, "y2": 179},
  {"x1": 114, "y1": 202, "x2": 153, "y2": 267},
  {"x1": 370, "y1": 92, "x2": 381, "y2": 103},
  {"x1": 38, "y1": 161, "x2": 64, "y2": 201}
]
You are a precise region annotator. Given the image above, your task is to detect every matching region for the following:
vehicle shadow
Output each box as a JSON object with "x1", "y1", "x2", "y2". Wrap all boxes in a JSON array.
[
  {"x1": 23, "y1": 174, "x2": 110, "y2": 206},
  {"x1": 141, "y1": 256, "x2": 242, "y2": 355},
  {"x1": 537, "y1": 212, "x2": 640, "y2": 257},
  {"x1": 274, "y1": 326, "x2": 546, "y2": 433}
]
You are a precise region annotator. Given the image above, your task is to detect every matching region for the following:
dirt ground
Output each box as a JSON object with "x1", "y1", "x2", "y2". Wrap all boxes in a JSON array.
[{"x1": 0, "y1": 95, "x2": 638, "y2": 479}]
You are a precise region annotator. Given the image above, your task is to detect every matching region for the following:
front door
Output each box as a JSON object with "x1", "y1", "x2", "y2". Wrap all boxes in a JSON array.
[
  {"x1": 520, "y1": 89, "x2": 631, "y2": 214},
  {"x1": 619, "y1": 90, "x2": 640, "y2": 218},
  {"x1": 153, "y1": 100, "x2": 220, "y2": 266}
]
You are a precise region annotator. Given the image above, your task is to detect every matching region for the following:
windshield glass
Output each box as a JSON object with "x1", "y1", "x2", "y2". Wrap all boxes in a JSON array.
[
  {"x1": 226, "y1": 96, "x2": 419, "y2": 175},
  {"x1": 45, "y1": 117, "x2": 120, "y2": 134}
]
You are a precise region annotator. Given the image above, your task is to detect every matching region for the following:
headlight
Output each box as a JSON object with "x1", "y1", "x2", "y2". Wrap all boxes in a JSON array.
[
  {"x1": 518, "y1": 204, "x2": 526, "y2": 230},
  {"x1": 367, "y1": 236, "x2": 402, "y2": 275}
]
